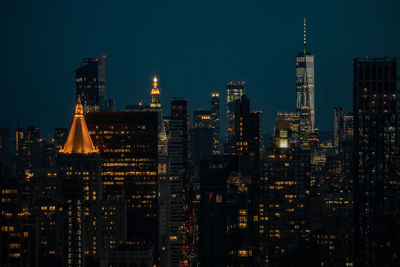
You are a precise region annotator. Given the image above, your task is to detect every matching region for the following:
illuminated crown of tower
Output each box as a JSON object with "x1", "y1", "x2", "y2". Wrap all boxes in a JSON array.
[{"x1": 60, "y1": 96, "x2": 98, "y2": 154}]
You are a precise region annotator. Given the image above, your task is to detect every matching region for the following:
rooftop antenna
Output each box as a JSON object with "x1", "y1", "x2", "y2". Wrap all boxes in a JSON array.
[{"x1": 303, "y1": 17, "x2": 307, "y2": 54}]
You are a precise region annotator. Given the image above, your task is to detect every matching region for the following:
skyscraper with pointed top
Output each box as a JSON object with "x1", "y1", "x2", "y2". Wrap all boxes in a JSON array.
[
  {"x1": 296, "y1": 18, "x2": 315, "y2": 132},
  {"x1": 58, "y1": 96, "x2": 101, "y2": 267},
  {"x1": 150, "y1": 76, "x2": 167, "y2": 141}
]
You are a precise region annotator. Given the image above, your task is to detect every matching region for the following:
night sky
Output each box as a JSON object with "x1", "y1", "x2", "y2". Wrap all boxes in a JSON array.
[{"x1": 1, "y1": 0, "x2": 399, "y2": 137}]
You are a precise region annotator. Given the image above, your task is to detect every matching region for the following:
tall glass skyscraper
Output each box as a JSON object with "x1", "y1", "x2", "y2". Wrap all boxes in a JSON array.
[
  {"x1": 76, "y1": 56, "x2": 114, "y2": 114},
  {"x1": 296, "y1": 18, "x2": 315, "y2": 131},
  {"x1": 225, "y1": 81, "x2": 244, "y2": 153}
]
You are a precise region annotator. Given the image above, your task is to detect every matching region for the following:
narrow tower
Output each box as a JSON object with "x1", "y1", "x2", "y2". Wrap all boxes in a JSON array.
[
  {"x1": 150, "y1": 76, "x2": 167, "y2": 141},
  {"x1": 296, "y1": 18, "x2": 315, "y2": 131},
  {"x1": 58, "y1": 96, "x2": 101, "y2": 267}
]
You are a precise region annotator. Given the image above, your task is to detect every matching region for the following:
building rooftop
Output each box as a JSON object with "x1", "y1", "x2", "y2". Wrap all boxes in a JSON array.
[{"x1": 60, "y1": 97, "x2": 98, "y2": 154}]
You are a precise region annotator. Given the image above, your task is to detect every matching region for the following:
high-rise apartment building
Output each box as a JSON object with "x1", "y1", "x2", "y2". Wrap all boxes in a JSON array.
[
  {"x1": 225, "y1": 81, "x2": 245, "y2": 153},
  {"x1": 353, "y1": 57, "x2": 400, "y2": 266}
]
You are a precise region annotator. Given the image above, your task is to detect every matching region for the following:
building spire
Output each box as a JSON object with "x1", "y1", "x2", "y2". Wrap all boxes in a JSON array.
[
  {"x1": 303, "y1": 17, "x2": 307, "y2": 54},
  {"x1": 151, "y1": 76, "x2": 160, "y2": 96},
  {"x1": 60, "y1": 96, "x2": 98, "y2": 154}
]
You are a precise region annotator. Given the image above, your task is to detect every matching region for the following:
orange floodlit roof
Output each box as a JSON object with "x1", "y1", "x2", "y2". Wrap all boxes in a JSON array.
[{"x1": 60, "y1": 96, "x2": 98, "y2": 154}]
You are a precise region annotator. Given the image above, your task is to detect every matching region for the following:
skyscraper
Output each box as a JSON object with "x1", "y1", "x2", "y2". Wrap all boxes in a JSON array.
[
  {"x1": 296, "y1": 18, "x2": 315, "y2": 131},
  {"x1": 261, "y1": 119, "x2": 312, "y2": 265},
  {"x1": 86, "y1": 111, "x2": 159, "y2": 261},
  {"x1": 225, "y1": 81, "x2": 245, "y2": 153},
  {"x1": 15, "y1": 125, "x2": 41, "y2": 179},
  {"x1": 234, "y1": 95, "x2": 262, "y2": 171},
  {"x1": 76, "y1": 56, "x2": 114, "y2": 114},
  {"x1": 168, "y1": 99, "x2": 189, "y2": 266},
  {"x1": 333, "y1": 107, "x2": 345, "y2": 153},
  {"x1": 211, "y1": 92, "x2": 220, "y2": 155},
  {"x1": 353, "y1": 57, "x2": 400, "y2": 266},
  {"x1": 58, "y1": 97, "x2": 101, "y2": 267}
]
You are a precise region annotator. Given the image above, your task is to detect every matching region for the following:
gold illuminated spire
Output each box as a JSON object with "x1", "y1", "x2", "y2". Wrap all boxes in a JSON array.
[
  {"x1": 60, "y1": 96, "x2": 98, "y2": 154},
  {"x1": 151, "y1": 76, "x2": 160, "y2": 95}
]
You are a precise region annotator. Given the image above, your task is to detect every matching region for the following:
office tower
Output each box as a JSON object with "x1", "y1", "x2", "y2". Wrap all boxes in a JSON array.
[
  {"x1": 261, "y1": 119, "x2": 312, "y2": 265},
  {"x1": 168, "y1": 99, "x2": 189, "y2": 266},
  {"x1": 150, "y1": 76, "x2": 167, "y2": 142},
  {"x1": 86, "y1": 111, "x2": 159, "y2": 260},
  {"x1": 225, "y1": 81, "x2": 245, "y2": 153},
  {"x1": 148, "y1": 76, "x2": 170, "y2": 265},
  {"x1": 199, "y1": 156, "x2": 227, "y2": 266},
  {"x1": 193, "y1": 109, "x2": 212, "y2": 129},
  {"x1": 277, "y1": 111, "x2": 301, "y2": 142},
  {"x1": 234, "y1": 95, "x2": 262, "y2": 171},
  {"x1": 58, "y1": 97, "x2": 101, "y2": 267},
  {"x1": 344, "y1": 112, "x2": 354, "y2": 141},
  {"x1": 211, "y1": 92, "x2": 220, "y2": 155},
  {"x1": 296, "y1": 18, "x2": 315, "y2": 131},
  {"x1": 76, "y1": 56, "x2": 114, "y2": 114},
  {"x1": 333, "y1": 107, "x2": 345, "y2": 153},
  {"x1": 199, "y1": 154, "x2": 258, "y2": 266},
  {"x1": 353, "y1": 57, "x2": 399, "y2": 266},
  {"x1": 0, "y1": 127, "x2": 11, "y2": 165},
  {"x1": 15, "y1": 125, "x2": 41, "y2": 178},
  {"x1": 191, "y1": 110, "x2": 213, "y2": 177}
]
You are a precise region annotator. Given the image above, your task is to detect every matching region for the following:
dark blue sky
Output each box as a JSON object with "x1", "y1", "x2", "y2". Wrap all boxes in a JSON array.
[{"x1": 1, "y1": 0, "x2": 399, "y2": 137}]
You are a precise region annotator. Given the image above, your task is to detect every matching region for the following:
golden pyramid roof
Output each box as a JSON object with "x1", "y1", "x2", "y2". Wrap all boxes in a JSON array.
[{"x1": 60, "y1": 96, "x2": 98, "y2": 154}]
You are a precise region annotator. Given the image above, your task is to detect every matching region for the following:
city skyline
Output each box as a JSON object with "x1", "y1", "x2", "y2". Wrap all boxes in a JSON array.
[{"x1": 1, "y1": 1, "x2": 400, "y2": 135}]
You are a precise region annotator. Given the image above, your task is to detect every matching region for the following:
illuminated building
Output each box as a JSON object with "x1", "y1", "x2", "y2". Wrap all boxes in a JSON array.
[
  {"x1": 277, "y1": 111, "x2": 300, "y2": 142},
  {"x1": 344, "y1": 112, "x2": 354, "y2": 141},
  {"x1": 168, "y1": 98, "x2": 189, "y2": 266},
  {"x1": 76, "y1": 56, "x2": 114, "y2": 114},
  {"x1": 296, "y1": 18, "x2": 315, "y2": 131},
  {"x1": 15, "y1": 125, "x2": 41, "y2": 179},
  {"x1": 58, "y1": 97, "x2": 101, "y2": 267},
  {"x1": 86, "y1": 110, "x2": 159, "y2": 262},
  {"x1": 333, "y1": 107, "x2": 345, "y2": 154},
  {"x1": 225, "y1": 81, "x2": 245, "y2": 153},
  {"x1": 261, "y1": 118, "x2": 312, "y2": 265},
  {"x1": 210, "y1": 92, "x2": 220, "y2": 155},
  {"x1": 150, "y1": 76, "x2": 167, "y2": 142},
  {"x1": 0, "y1": 166, "x2": 38, "y2": 266},
  {"x1": 353, "y1": 57, "x2": 400, "y2": 266},
  {"x1": 148, "y1": 76, "x2": 170, "y2": 265},
  {"x1": 234, "y1": 95, "x2": 262, "y2": 171}
]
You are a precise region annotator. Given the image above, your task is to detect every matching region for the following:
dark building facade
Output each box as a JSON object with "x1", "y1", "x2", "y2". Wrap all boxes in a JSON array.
[
  {"x1": 76, "y1": 56, "x2": 114, "y2": 114},
  {"x1": 225, "y1": 81, "x2": 245, "y2": 153},
  {"x1": 58, "y1": 97, "x2": 102, "y2": 267},
  {"x1": 168, "y1": 99, "x2": 190, "y2": 266},
  {"x1": 353, "y1": 57, "x2": 400, "y2": 266},
  {"x1": 211, "y1": 92, "x2": 221, "y2": 155},
  {"x1": 86, "y1": 111, "x2": 159, "y2": 262}
]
